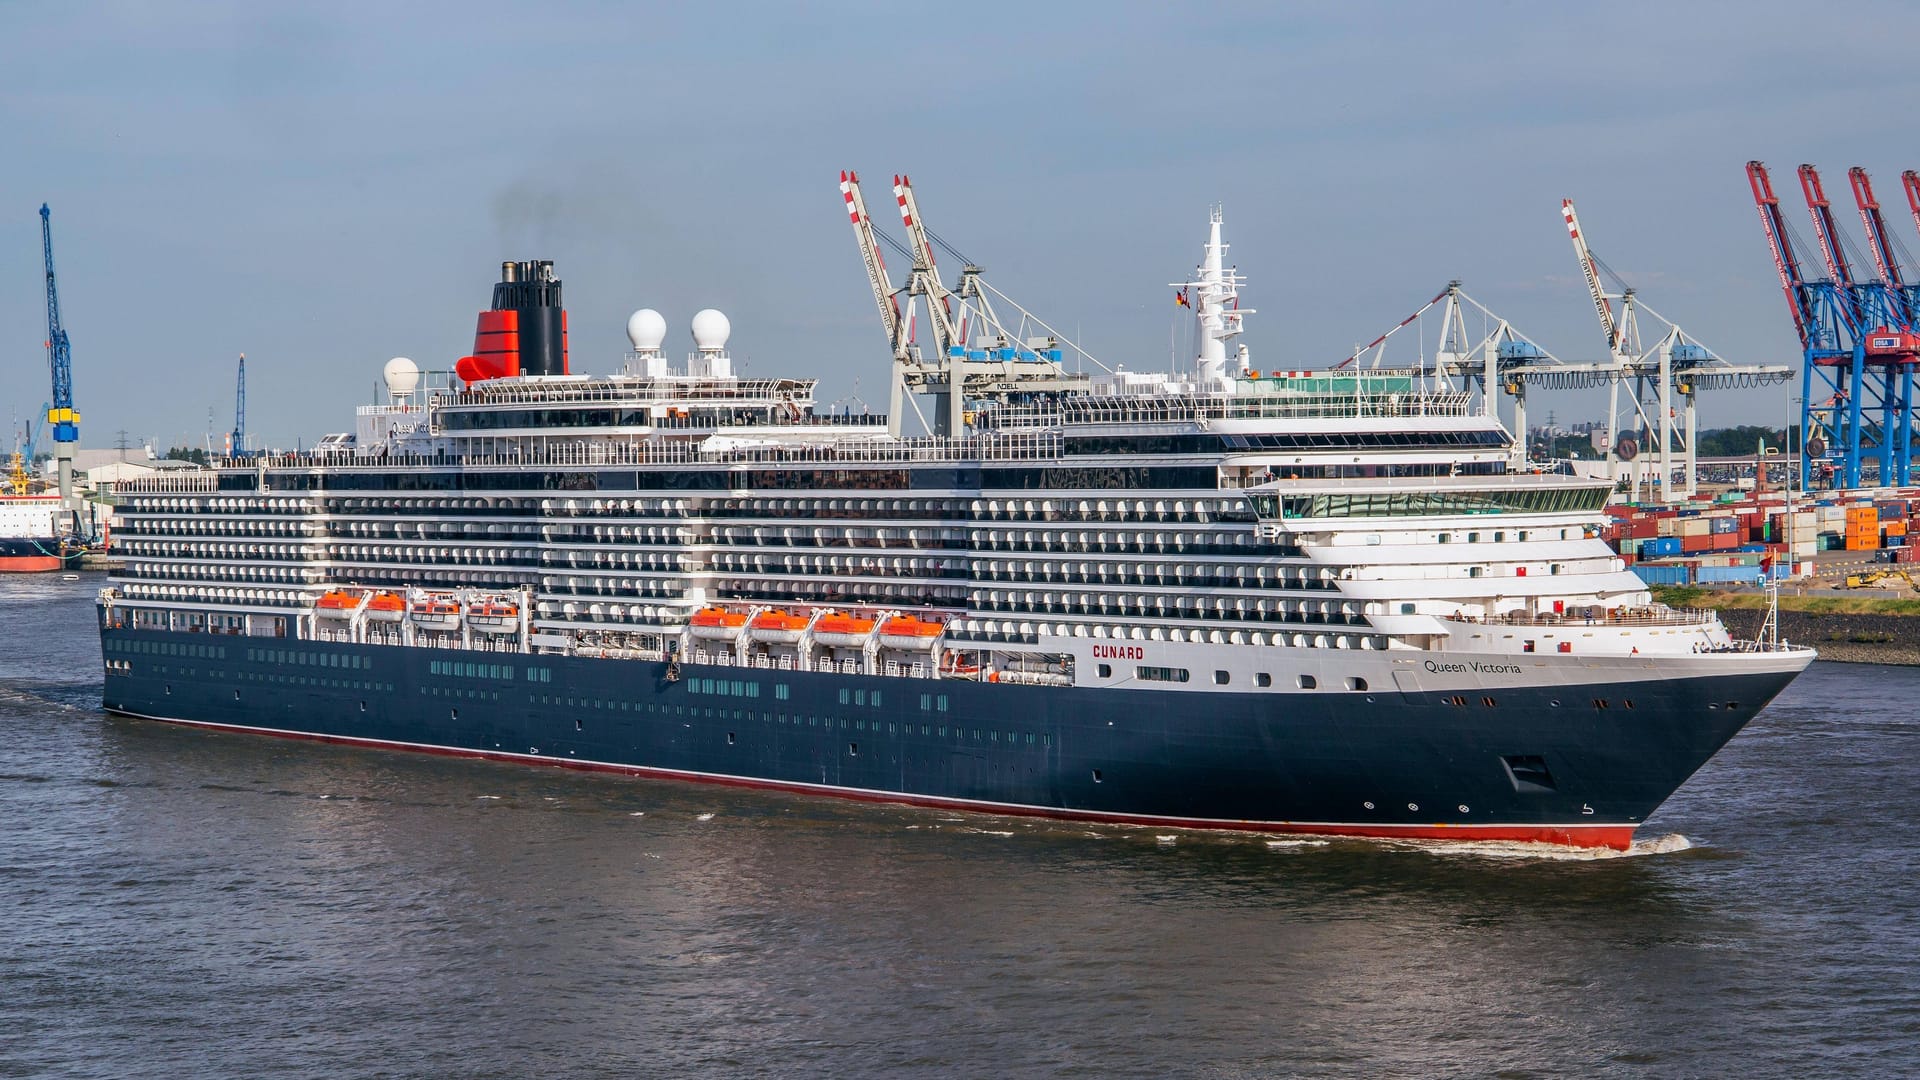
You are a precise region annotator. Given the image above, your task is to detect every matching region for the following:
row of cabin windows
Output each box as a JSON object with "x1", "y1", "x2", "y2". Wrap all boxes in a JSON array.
[
  {"x1": 527, "y1": 694, "x2": 1050, "y2": 748},
  {"x1": 1098, "y1": 664, "x2": 1361, "y2": 691},
  {"x1": 107, "y1": 639, "x2": 230, "y2": 660},
  {"x1": 245, "y1": 647, "x2": 366, "y2": 669},
  {"x1": 428, "y1": 659, "x2": 514, "y2": 681}
]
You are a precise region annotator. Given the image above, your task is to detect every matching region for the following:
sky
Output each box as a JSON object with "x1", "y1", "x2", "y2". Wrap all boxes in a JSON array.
[{"x1": 4, "y1": 0, "x2": 1919, "y2": 452}]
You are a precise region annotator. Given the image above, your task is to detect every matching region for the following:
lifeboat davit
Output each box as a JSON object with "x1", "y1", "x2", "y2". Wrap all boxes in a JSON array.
[
  {"x1": 410, "y1": 596, "x2": 462, "y2": 631},
  {"x1": 749, "y1": 610, "x2": 810, "y2": 645},
  {"x1": 877, "y1": 615, "x2": 944, "y2": 650},
  {"x1": 315, "y1": 590, "x2": 359, "y2": 618},
  {"x1": 366, "y1": 592, "x2": 406, "y2": 623},
  {"x1": 812, "y1": 613, "x2": 877, "y2": 649},
  {"x1": 469, "y1": 600, "x2": 520, "y2": 634},
  {"x1": 689, "y1": 606, "x2": 748, "y2": 640}
]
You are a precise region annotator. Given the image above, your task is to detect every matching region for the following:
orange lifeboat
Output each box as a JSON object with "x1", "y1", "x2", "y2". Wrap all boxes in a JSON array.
[
  {"x1": 409, "y1": 596, "x2": 462, "y2": 631},
  {"x1": 812, "y1": 612, "x2": 877, "y2": 649},
  {"x1": 689, "y1": 606, "x2": 749, "y2": 640},
  {"x1": 314, "y1": 590, "x2": 359, "y2": 618},
  {"x1": 749, "y1": 609, "x2": 810, "y2": 645},
  {"x1": 878, "y1": 615, "x2": 944, "y2": 650},
  {"x1": 366, "y1": 592, "x2": 406, "y2": 623},
  {"x1": 469, "y1": 600, "x2": 520, "y2": 634}
]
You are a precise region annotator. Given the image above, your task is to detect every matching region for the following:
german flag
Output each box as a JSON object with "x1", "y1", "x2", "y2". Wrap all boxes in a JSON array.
[{"x1": 1175, "y1": 288, "x2": 1190, "y2": 308}]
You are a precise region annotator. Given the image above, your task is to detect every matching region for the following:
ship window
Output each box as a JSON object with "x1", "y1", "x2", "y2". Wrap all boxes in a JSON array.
[
  {"x1": 1347, "y1": 677, "x2": 1368, "y2": 691},
  {"x1": 1298, "y1": 674, "x2": 1317, "y2": 689},
  {"x1": 727, "y1": 732, "x2": 735, "y2": 745},
  {"x1": 937, "y1": 695, "x2": 949, "y2": 712},
  {"x1": 838, "y1": 689, "x2": 850, "y2": 704},
  {"x1": 1092, "y1": 769, "x2": 1103, "y2": 783},
  {"x1": 1213, "y1": 670, "x2": 1229, "y2": 685},
  {"x1": 1097, "y1": 664, "x2": 1111, "y2": 678},
  {"x1": 574, "y1": 718, "x2": 583, "y2": 731},
  {"x1": 855, "y1": 689, "x2": 867, "y2": 706},
  {"x1": 776, "y1": 684, "x2": 789, "y2": 700},
  {"x1": 1256, "y1": 673, "x2": 1272, "y2": 687},
  {"x1": 450, "y1": 708, "x2": 458, "y2": 720}
]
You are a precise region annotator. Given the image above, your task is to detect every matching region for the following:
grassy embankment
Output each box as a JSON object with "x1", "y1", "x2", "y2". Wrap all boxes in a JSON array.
[{"x1": 1651, "y1": 584, "x2": 1920, "y2": 617}]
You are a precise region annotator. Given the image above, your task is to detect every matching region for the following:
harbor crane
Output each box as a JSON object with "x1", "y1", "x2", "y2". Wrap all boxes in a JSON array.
[
  {"x1": 837, "y1": 171, "x2": 1095, "y2": 438},
  {"x1": 39, "y1": 204, "x2": 81, "y2": 528},
  {"x1": 1560, "y1": 198, "x2": 1792, "y2": 499},
  {"x1": 229, "y1": 353, "x2": 246, "y2": 457},
  {"x1": 1750, "y1": 162, "x2": 1917, "y2": 489}
]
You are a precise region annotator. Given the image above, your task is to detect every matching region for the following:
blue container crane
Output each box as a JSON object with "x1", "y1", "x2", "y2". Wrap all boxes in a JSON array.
[{"x1": 39, "y1": 204, "x2": 81, "y2": 513}]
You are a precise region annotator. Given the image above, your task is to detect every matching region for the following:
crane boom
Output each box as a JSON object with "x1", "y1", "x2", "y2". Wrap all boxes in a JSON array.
[
  {"x1": 1905, "y1": 171, "x2": 1920, "y2": 245},
  {"x1": 231, "y1": 353, "x2": 246, "y2": 456},
  {"x1": 1798, "y1": 164, "x2": 1856, "y2": 287},
  {"x1": 1848, "y1": 167, "x2": 1906, "y2": 290},
  {"x1": 892, "y1": 175, "x2": 959, "y2": 354},
  {"x1": 1561, "y1": 199, "x2": 1620, "y2": 353},
  {"x1": 1748, "y1": 161, "x2": 1813, "y2": 348},
  {"x1": 39, "y1": 205, "x2": 78, "y2": 444},
  {"x1": 838, "y1": 171, "x2": 906, "y2": 359}
]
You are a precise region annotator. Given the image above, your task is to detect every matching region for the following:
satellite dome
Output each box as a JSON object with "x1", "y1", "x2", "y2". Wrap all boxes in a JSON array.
[
  {"x1": 691, "y1": 308, "x2": 731, "y2": 351},
  {"x1": 626, "y1": 308, "x2": 667, "y2": 351},
  {"x1": 383, "y1": 356, "x2": 421, "y2": 395}
]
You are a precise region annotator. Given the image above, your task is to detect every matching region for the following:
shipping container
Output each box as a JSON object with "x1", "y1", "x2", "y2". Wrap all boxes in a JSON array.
[
  {"x1": 1633, "y1": 563, "x2": 1692, "y2": 586},
  {"x1": 1697, "y1": 566, "x2": 1762, "y2": 585},
  {"x1": 1641, "y1": 537, "x2": 1683, "y2": 558}
]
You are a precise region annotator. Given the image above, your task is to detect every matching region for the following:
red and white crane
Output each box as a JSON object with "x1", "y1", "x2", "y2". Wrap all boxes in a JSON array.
[
  {"x1": 891, "y1": 175, "x2": 961, "y2": 356},
  {"x1": 1904, "y1": 171, "x2": 1920, "y2": 244},
  {"x1": 1562, "y1": 199, "x2": 1624, "y2": 357},
  {"x1": 839, "y1": 171, "x2": 908, "y2": 362},
  {"x1": 1848, "y1": 167, "x2": 1907, "y2": 293},
  {"x1": 1798, "y1": 164, "x2": 1857, "y2": 290}
]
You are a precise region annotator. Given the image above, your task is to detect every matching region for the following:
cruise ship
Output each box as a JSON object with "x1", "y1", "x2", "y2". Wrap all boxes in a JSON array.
[{"x1": 96, "y1": 192, "x2": 1813, "y2": 849}]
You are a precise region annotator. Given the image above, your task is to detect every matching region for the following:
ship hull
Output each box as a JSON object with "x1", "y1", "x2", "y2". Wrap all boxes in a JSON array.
[
  {"x1": 0, "y1": 538, "x2": 63, "y2": 573},
  {"x1": 97, "y1": 624, "x2": 1805, "y2": 849}
]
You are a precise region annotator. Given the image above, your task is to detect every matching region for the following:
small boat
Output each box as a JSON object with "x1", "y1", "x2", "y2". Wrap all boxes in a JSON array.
[
  {"x1": 469, "y1": 600, "x2": 520, "y2": 634},
  {"x1": 315, "y1": 590, "x2": 360, "y2": 618},
  {"x1": 409, "y1": 596, "x2": 462, "y2": 631},
  {"x1": 812, "y1": 612, "x2": 877, "y2": 649},
  {"x1": 748, "y1": 609, "x2": 810, "y2": 645},
  {"x1": 366, "y1": 592, "x2": 406, "y2": 623},
  {"x1": 877, "y1": 615, "x2": 943, "y2": 650},
  {"x1": 689, "y1": 606, "x2": 748, "y2": 640}
]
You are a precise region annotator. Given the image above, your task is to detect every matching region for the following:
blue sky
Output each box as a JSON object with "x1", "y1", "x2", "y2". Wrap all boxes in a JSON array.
[{"x1": 4, "y1": 0, "x2": 1918, "y2": 450}]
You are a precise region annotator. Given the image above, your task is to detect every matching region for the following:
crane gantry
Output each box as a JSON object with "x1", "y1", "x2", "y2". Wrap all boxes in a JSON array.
[
  {"x1": 1560, "y1": 198, "x2": 1792, "y2": 499},
  {"x1": 1750, "y1": 162, "x2": 1919, "y2": 489}
]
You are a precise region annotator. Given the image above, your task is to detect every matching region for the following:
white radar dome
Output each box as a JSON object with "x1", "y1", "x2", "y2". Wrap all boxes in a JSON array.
[
  {"x1": 626, "y1": 308, "x2": 667, "y2": 351},
  {"x1": 691, "y1": 308, "x2": 731, "y2": 351},
  {"x1": 383, "y1": 356, "x2": 421, "y2": 395}
]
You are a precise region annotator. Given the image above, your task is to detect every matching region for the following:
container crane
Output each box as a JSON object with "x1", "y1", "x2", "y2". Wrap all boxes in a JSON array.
[
  {"x1": 1562, "y1": 198, "x2": 1793, "y2": 499},
  {"x1": 39, "y1": 204, "x2": 81, "y2": 525},
  {"x1": 891, "y1": 175, "x2": 961, "y2": 358},
  {"x1": 1749, "y1": 162, "x2": 1910, "y2": 489},
  {"x1": 837, "y1": 170, "x2": 1094, "y2": 438}
]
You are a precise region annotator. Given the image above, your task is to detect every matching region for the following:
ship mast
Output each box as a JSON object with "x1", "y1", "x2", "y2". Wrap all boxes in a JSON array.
[{"x1": 1170, "y1": 207, "x2": 1254, "y2": 388}]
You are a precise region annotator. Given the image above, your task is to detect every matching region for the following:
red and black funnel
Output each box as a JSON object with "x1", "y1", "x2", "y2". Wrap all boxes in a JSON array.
[{"x1": 457, "y1": 260, "x2": 571, "y2": 383}]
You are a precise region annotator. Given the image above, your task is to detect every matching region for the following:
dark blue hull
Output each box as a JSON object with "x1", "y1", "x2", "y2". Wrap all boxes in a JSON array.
[{"x1": 97, "y1": 625, "x2": 1801, "y2": 847}]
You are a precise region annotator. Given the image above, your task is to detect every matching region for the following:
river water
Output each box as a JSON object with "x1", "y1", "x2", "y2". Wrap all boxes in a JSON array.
[{"x1": 3, "y1": 574, "x2": 1916, "y2": 1078}]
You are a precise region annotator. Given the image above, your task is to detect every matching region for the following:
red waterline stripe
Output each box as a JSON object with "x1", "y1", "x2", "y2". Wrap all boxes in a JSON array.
[
  {"x1": 0, "y1": 555, "x2": 62, "y2": 572},
  {"x1": 109, "y1": 709, "x2": 1638, "y2": 851}
]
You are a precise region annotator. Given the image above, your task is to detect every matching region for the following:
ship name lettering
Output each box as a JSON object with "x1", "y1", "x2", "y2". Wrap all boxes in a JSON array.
[
  {"x1": 1423, "y1": 661, "x2": 1521, "y2": 675},
  {"x1": 1093, "y1": 645, "x2": 1145, "y2": 660}
]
